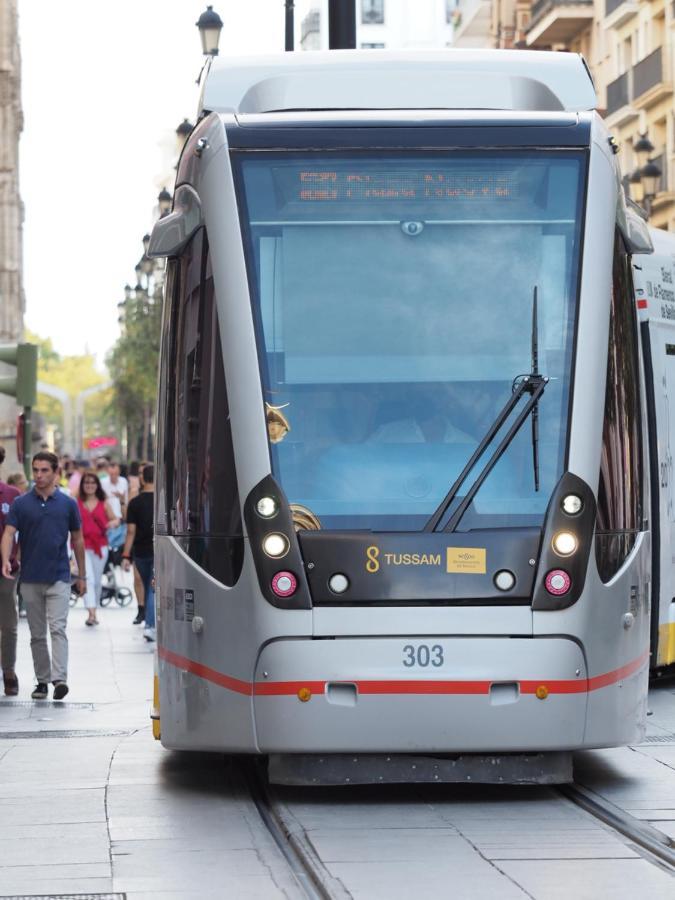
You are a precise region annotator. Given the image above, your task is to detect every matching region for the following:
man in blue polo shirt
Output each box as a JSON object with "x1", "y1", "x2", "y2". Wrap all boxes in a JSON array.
[{"x1": 0, "y1": 451, "x2": 86, "y2": 700}]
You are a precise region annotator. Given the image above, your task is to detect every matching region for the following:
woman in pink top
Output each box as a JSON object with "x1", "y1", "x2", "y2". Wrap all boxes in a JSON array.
[{"x1": 77, "y1": 473, "x2": 118, "y2": 625}]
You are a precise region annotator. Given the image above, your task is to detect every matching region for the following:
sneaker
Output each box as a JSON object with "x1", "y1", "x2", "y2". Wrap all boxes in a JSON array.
[
  {"x1": 3, "y1": 672, "x2": 18, "y2": 696},
  {"x1": 143, "y1": 626, "x2": 156, "y2": 643},
  {"x1": 52, "y1": 681, "x2": 69, "y2": 700},
  {"x1": 31, "y1": 682, "x2": 48, "y2": 700}
]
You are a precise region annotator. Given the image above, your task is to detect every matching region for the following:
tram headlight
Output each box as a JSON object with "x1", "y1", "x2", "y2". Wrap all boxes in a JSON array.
[
  {"x1": 262, "y1": 532, "x2": 290, "y2": 559},
  {"x1": 256, "y1": 496, "x2": 278, "y2": 518},
  {"x1": 561, "y1": 494, "x2": 583, "y2": 516},
  {"x1": 552, "y1": 531, "x2": 577, "y2": 557}
]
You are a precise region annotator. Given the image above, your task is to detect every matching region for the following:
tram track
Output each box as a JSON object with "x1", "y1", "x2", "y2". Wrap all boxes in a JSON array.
[
  {"x1": 241, "y1": 757, "x2": 675, "y2": 896},
  {"x1": 561, "y1": 782, "x2": 675, "y2": 872},
  {"x1": 240, "y1": 759, "x2": 348, "y2": 900}
]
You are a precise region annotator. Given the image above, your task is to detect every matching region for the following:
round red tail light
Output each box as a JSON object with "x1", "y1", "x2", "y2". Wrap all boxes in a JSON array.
[
  {"x1": 545, "y1": 569, "x2": 571, "y2": 596},
  {"x1": 271, "y1": 571, "x2": 297, "y2": 598}
]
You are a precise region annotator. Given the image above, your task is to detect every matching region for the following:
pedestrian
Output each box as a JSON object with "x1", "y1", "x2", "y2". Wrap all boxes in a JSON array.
[
  {"x1": 78, "y1": 472, "x2": 118, "y2": 626},
  {"x1": 0, "y1": 451, "x2": 85, "y2": 700},
  {"x1": 122, "y1": 463, "x2": 155, "y2": 642},
  {"x1": 68, "y1": 459, "x2": 88, "y2": 496},
  {"x1": 0, "y1": 447, "x2": 20, "y2": 695},
  {"x1": 104, "y1": 460, "x2": 128, "y2": 550},
  {"x1": 127, "y1": 460, "x2": 141, "y2": 500},
  {"x1": 6, "y1": 471, "x2": 28, "y2": 493},
  {"x1": 95, "y1": 456, "x2": 110, "y2": 482}
]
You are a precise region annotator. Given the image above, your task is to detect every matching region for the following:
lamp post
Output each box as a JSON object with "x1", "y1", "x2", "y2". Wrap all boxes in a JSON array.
[
  {"x1": 633, "y1": 132, "x2": 654, "y2": 164},
  {"x1": 625, "y1": 133, "x2": 661, "y2": 218},
  {"x1": 175, "y1": 119, "x2": 194, "y2": 154},
  {"x1": 196, "y1": 5, "x2": 223, "y2": 56},
  {"x1": 285, "y1": 0, "x2": 295, "y2": 51},
  {"x1": 157, "y1": 187, "x2": 172, "y2": 217},
  {"x1": 640, "y1": 157, "x2": 662, "y2": 218}
]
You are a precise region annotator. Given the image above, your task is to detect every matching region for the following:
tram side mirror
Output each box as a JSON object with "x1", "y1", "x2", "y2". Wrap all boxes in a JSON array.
[
  {"x1": 147, "y1": 185, "x2": 203, "y2": 259},
  {"x1": 617, "y1": 198, "x2": 654, "y2": 255}
]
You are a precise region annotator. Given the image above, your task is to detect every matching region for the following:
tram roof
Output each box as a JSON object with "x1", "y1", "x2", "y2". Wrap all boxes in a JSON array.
[{"x1": 201, "y1": 49, "x2": 597, "y2": 117}]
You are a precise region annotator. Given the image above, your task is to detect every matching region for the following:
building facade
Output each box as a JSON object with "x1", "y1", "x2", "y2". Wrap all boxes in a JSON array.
[
  {"x1": 0, "y1": 0, "x2": 24, "y2": 465},
  {"x1": 300, "y1": 0, "x2": 455, "y2": 50}
]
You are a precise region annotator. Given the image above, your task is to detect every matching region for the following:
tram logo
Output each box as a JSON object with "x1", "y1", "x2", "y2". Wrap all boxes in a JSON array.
[
  {"x1": 446, "y1": 547, "x2": 487, "y2": 574},
  {"x1": 365, "y1": 545, "x2": 487, "y2": 573},
  {"x1": 366, "y1": 545, "x2": 380, "y2": 573}
]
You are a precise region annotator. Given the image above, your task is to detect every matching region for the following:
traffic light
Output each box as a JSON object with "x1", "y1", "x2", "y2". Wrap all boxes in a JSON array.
[
  {"x1": 0, "y1": 343, "x2": 38, "y2": 407},
  {"x1": 0, "y1": 343, "x2": 38, "y2": 477}
]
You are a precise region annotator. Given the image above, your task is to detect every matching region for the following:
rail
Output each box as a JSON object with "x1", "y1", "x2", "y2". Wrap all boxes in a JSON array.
[
  {"x1": 561, "y1": 782, "x2": 675, "y2": 870},
  {"x1": 240, "y1": 759, "x2": 346, "y2": 900}
]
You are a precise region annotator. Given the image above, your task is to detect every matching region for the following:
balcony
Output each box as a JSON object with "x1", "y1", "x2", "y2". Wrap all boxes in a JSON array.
[
  {"x1": 633, "y1": 47, "x2": 672, "y2": 109},
  {"x1": 652, "y1": 152, "x2": 667, "y2": 195},
  {"x1": 452, "y1": 0, "x2": 492, "y2": 49},
  {"x1": 606, "y1": 71, "x2": 631, "y2": 116},
  {"x1": 526, "y1": 0, "x2": 594, "y2": 47},
  {"x1": 604, "y1": 0, "x2": 639, "y2": 30}
]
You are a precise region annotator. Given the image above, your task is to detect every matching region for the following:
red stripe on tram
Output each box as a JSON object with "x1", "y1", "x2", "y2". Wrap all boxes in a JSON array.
[
  {"x1": 158, "y1": 645, "x2": 252, "y2": 695},
  {"x1": 158, "y1": 646, "x2": 650, "y2": 697}
]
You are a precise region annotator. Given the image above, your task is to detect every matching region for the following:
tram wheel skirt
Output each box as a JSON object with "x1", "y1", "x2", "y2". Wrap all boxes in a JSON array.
[{"x1": 268, "y1": 751, "x2": 573, "y2": 786}]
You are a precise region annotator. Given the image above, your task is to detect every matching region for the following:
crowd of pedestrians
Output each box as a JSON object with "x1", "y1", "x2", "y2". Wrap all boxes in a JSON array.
[{"x1": 0, "y1": 448, "x2": 155, "y2": 701}]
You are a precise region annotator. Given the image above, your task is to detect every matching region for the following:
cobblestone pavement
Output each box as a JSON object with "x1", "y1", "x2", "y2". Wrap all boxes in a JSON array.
[
  {"x1": 0, "y1": 601, "x2": 299, "y2": 899},
  {"x1": 0, "y1": 601, "x2": 674, "y2": 899}
]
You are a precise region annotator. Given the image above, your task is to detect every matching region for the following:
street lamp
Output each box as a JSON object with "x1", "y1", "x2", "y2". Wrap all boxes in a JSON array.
[
  {"x1": 633, "y1": 132, "x2": 654, "y2": 163},
  {"x1": 176, "y1": 119, "x2": 194, "y2": 153},
  {"x1": 157, "y1": 187, "x2": 172, "y2": 216},
  {"x1": 196, "y1": 5, "x2": 223, "y2": 56},
  {"x1": 640, "y1": 157, "x2": 662, "y2": 217}
]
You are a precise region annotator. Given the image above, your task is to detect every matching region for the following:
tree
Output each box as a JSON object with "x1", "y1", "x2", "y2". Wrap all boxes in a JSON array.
[
  {"x1": 26, "y1": 329, "x2": 114, "y2": 451},
  {"x1": 106, "y1": 287, "x2": 162, "y2": 460}
]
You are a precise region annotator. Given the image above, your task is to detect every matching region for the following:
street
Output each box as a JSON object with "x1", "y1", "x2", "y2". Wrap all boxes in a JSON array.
[{"x1": 0, "y1": 603, "x2": 674, "y2": 899}]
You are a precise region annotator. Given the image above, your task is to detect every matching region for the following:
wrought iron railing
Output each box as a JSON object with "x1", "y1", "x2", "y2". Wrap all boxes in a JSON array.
[
  {"x1": 652, "y1": 152, "x2": 667, "y2": 194},
  {"x1": 606, "y1": 71, "x2": 630, "y2": 115},
  {"x1": 634, "y1": 47, "x2": 663, "y2": 99}
]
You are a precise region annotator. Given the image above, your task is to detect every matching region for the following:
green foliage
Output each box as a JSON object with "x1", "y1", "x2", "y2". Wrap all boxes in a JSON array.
[
  {"x1": 26, "y1": 328, "x2": 113, "y2": 440},
  {"x1": 106, "y1": 288, "x2": 162, "y2": 458}
]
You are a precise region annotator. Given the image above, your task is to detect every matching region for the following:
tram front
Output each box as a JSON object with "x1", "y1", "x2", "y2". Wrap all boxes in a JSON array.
[{"x1": 151, "y1": 52, "x2": 652, "y2": 782}]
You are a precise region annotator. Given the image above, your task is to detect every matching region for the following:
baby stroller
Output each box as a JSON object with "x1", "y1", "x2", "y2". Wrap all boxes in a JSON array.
[
  {"x1": 99, "y1": 546, "x2": 133, "y2": 607},
  {"x1": 69, "y1": 545, "x2": 133, "y2": 607}
]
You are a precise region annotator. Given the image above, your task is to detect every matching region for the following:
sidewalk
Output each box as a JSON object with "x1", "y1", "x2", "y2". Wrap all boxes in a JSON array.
[{"x1": 0, "y1": 600, "x2": 298, "y2": 898}]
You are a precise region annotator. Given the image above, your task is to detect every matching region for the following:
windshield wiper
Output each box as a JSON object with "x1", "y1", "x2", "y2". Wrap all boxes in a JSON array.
[
  {"x1": 531, "y1": 286, "x2": 541, "y2": 493},
  {"x1": 424, "y1": 287, "x2": 547, "y2": 534}
]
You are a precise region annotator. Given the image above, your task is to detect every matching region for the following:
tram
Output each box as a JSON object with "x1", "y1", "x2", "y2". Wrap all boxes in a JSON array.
[{"x1": 148, "y1": 49, "x2": 659, "y2": 785}]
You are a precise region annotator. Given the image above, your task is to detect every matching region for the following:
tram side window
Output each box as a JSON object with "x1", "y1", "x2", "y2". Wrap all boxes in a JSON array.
[
  {"x1": 170, "y1": 228, "x2": 243, "y2": 587},
  {"x1": 595, "y1": 232, "x2": 643, "y2": 583},
  {"x1": 155, "y1": 257, "x2": 179, "y2": 535}
]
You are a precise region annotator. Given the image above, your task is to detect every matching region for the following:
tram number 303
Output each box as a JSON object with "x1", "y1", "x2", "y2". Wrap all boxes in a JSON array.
[{"x1": 402, "y1": 644, "x2": 444, "y2": 667}]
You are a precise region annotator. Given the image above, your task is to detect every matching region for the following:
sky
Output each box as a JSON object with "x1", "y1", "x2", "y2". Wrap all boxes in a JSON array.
[{"x1": 18, "y1": 0, "x2": 315, "y2": 364}]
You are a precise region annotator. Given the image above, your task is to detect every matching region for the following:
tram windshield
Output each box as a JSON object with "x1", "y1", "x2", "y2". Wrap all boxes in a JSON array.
[{"x1": 236, "y1": 150, "x2": 585, "y2": 531}]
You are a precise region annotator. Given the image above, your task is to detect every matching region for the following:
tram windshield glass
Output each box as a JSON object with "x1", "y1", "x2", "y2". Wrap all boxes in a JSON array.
[{"x1": 236, "y1": 150, "x2": 585, "y2": 531}]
